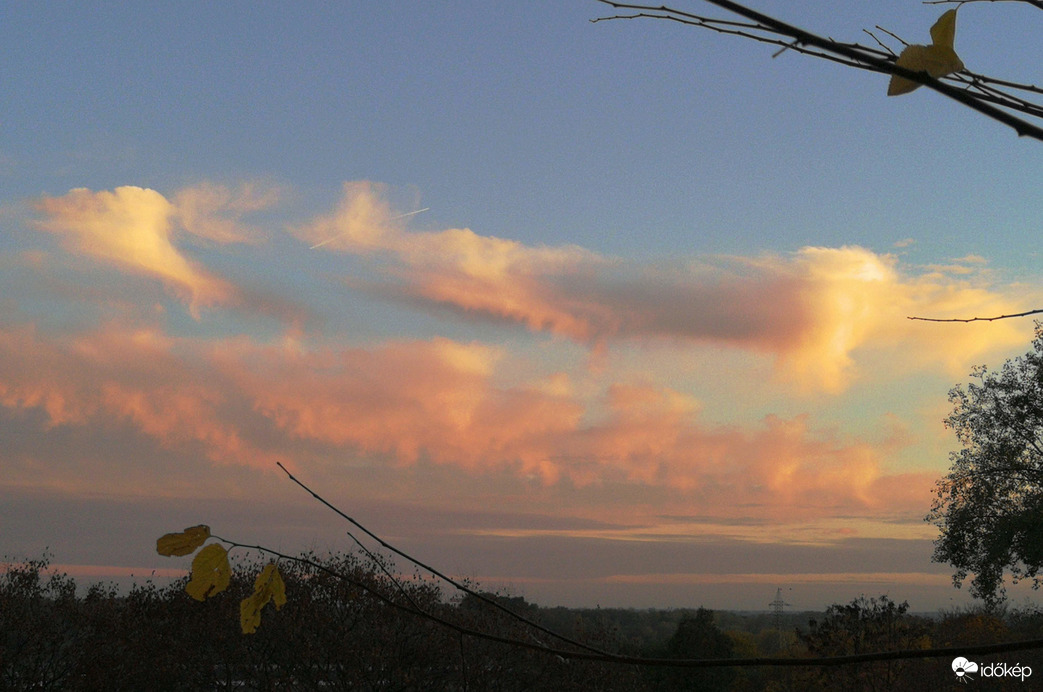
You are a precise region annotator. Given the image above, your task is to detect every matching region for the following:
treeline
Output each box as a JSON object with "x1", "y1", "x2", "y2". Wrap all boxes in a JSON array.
[{"x1": 2, "y1": 551, "x2": 1042, "y2": 691}]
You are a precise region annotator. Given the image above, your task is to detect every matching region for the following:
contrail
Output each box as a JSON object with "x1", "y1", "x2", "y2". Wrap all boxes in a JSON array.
[{"x1": 309, "y1": 207, "x2": 430, "y2": 250}]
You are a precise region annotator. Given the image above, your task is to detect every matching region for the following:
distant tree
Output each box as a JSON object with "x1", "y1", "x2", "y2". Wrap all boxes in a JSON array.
[
  {"x1": 928, "y1": 324, "x2": 1043, "y2": 606},
  {"x1": 0, "y1": 554, "x2": 78, "y2": 690},
  {"x1": 659, "y1": 607, "x2": 737, "y2": 691},
  {"x1": 800, "y1": 595, "x2": 930, "y2": 692},
  {"x1": 932, "y1": 605, "x2": 1010, "y2": 648}
]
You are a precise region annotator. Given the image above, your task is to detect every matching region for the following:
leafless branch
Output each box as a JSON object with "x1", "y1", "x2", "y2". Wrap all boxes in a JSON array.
[
  {"x1": 276, "y1": 462, "x2": 614, "y2": 658},
  {"x1": 593, "y1": 0, "x2": 1043, "y2": 141},
  {"x1": 924, "y1": 0, "x2": 1043, "y2": 10},
  {"x1": 908, "y1": 309, "x2": 1043, "y2": 322},
  {"x1": 227, "y1": 463, "x2": 1043, "y2": 668}
]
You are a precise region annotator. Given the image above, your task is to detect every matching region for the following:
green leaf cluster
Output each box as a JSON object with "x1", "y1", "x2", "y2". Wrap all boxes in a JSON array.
[{"x1": 929, "y1": 324, "x2": 1043, "y2": 605}]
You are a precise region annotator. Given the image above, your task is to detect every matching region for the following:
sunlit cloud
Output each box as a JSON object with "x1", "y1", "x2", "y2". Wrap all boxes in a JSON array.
[
  {"x1": 8, "y1": 179, "x2": 1034, "y2": 560},
  {"x1": 35, "y1": 186, "x2": 237, "y2": 315},
  {"x1": 174, "y1": 181, "x2": 281, "y2": 244},
  {"x1": 0, "y1": 317, "x2": 929, "y2": 521},
  {"x1": 0, "y1": 322, "x2": 285, "y2": 469},
  {"x1": 215, "y1": 335, "x2": 585, "y2": 482},
  {"x1": 213, "y1": 338, "x2": 934, "y2": 520},
  {"x1": 301, "y1": 182, "x2": 1035, "y2": 392}
]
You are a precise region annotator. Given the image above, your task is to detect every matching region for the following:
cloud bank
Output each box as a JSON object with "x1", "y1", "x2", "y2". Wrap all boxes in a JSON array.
[
  {"x1": 299, "y1": 182, "x2": 1031, "y2": 391},
  {"x1": 10, "y1": 180, "x2": 1035, "y2": 526},
  {"x1": 0, "y1": 318, "x2": 931, "y2": 521}
]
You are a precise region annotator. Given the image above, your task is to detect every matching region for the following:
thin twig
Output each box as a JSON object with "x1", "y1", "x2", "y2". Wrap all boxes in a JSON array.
[
  {"x1": 873, "y1": 25, "x2": 909, "y2": 48},
  {"x1": 924, "y1": 0, "x2": 1043, "y2": 9},
  {"x1": 593, "y1": 0, "x2": 1043, "y2": 141},
  {"x1": 221, "y1": 529, "x2": 1043, "y2": 668},
  {"x1": 908, "y1": 309, "x2": 1043, "y2": 322},
  {"x1": 275, "y1": 462, "x2": 614, "y2": 658}
]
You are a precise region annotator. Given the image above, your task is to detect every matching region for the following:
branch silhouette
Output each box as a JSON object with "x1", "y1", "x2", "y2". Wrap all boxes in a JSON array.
[
  {"x1": 908, "y1": 308, "x2": 1043, "y2": 322},
  {"x1": 228, "y1": 465, "x2": 1043, "y2": 669},
  {"x1": 593, "y1": 0, "x2": 1043, "y2": 141}
]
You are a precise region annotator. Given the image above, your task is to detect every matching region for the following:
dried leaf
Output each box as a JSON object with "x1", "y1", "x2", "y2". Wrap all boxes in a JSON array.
[
  {"x1": 888, "y1": 10, "x2": 964, "y2": 96},
  {"x1": 185, "y1": 543, "x2": 231, "y2": 601},
  {"x1": 929, "y1": 8, "x2": 958, "y2": 48},
  {"x1": 156, "y1": 525, "x2": 210, "y2": 557},
  {"x1": 240, "y1": 563, "x2": 286, "y2": 634}
]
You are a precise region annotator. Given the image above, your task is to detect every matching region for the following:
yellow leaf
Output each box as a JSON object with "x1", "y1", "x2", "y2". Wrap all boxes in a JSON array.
[
  {"x1": 156, "y1": 525, "x2": 210, "y2": 557},
  {"x1": 185, "y1": 543, "x2": 231, "y2": 601},
  {"x1": 930, "y1": 9, "x2": 958, "y2": 49},
  {"x1": 267, "y1": 565, "x2": 287, "y2": 610},
  {"x1": 240, "y1": 592, "x2": 265, "y2": 635},
  {"x1": 887, "y1": 10, "x2": 964, "y2": 96},
  {"x1": 240, "y1": 563, "x2": 286, "y2": 634}
]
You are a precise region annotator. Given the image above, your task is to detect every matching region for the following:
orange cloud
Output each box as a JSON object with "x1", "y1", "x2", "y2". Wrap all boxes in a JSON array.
[
  {"x1": 301, "y1": 183, "x2": 1034, "y2": 392},
  {"x1": 298, "y1": 181, "x2": 603, "y2": 339}
]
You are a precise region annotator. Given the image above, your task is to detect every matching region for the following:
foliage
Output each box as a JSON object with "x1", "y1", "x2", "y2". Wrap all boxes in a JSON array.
[
  {"x1": 0, "y1": 553, "x2": 78, "y2": 691},
  {"x1": 886, "y1": 9, "x2": 963, "y2": 96},
  {"x1": 2, "y1": 550, "x2": 662, "y2": 691},
  {"x1": 928, "y1": 324, "x2": 1043, "y2": 605},
  {"x1": 799, "y1": 595, "x2": 931, "y2": 692},
  {"x1": 658, "y1": 607, "x2": 737, "y2": 691},
  {"x1": 240, "y1": 562, "x2": 287, "y2": 634},
  {"x1": 6, "y1": 558, "x2": 1043, "y2": 691},
  {"x1": 156, "y1": 525, "x2": 210, "y2": 557},
  {"x1": 184, "y1": 543, "x2": 232, "y2": 603},
  {"x1": 157, "y1": 526, "x2": 283, "y2": 633}
]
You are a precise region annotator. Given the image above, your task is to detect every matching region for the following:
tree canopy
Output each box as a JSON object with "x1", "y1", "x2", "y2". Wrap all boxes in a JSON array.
[{"x1": 929, "y1": 323, "x2": 1043, "y2": 605}]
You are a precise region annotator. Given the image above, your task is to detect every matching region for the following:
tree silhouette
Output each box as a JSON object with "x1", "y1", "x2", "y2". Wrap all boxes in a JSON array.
[
  {"x1": 928, "y1": 323, "x2": 1043, "y2": 605},
  {"x1": 661, "y1": 608, "x2": 737, "y2": 690}
]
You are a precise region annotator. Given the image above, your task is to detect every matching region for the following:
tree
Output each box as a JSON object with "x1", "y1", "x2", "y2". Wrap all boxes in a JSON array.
[
  {"x1": 800, "y1": 595, "x2": 930, "y2": 692},
  {"x1": 659, "y1": 608, "x2": 737, "y2": 691},
  {"x1": 593, "y1": 0, "x2": 1043, "y2": 142},
  {"x1": 928, "y1": 323, "x2": 1043, "y2": 605}
]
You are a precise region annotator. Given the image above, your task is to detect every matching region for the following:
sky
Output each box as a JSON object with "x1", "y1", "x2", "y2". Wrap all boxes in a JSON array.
[{"x1": 2, "y1": 1, "x2": 1043, "y2": 612}]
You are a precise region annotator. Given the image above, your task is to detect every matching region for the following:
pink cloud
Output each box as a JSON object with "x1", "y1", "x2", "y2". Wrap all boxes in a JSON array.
[
  {"x1": 0, "y1": 319, "x2": 927, "y2": 521},
  {"x1": 212, "y1": 336, "x2": 930, "y2": 519},
  {"x1": 173, "y1": 181, "x2": 281, "y2": 244},
  {"x1": 301, "y1": 183, "x2": 1034, "y2": 392},
  {"x1": 215, "y1": 336, "x2": 585, "y2": 482},
  {"x1": 0, "y1": 322, "x2": 284, "y2": 469}
]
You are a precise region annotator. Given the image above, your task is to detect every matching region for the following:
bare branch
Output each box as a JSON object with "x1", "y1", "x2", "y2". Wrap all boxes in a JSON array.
[
  {"x1": 593, "y1": 0, "x2": 1043, "y2": 141},
  {"x1": 276, "y1": 461, "x2": 615, "y2": 658},
  {"x1": 864, "y1": 29, "x2": 900, "y2": 57},
  {"x1": 908, "y1": 309, "x2": 1043, "y2": 322},
  {"x1": 223, "y1": 511, "x2": 1043, "y2": 668},
  {"x1": 871, "y1": 25, "x2": 910, "y2": 49},
  {"x1": 226, "y1": 466, "x2": 1043, "y2": 669},
  {"x1": 924, "y1": 0, "x2": 1043, "y2": 10}
]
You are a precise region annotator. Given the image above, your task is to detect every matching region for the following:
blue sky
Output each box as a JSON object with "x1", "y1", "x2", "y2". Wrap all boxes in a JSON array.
[{"x1": 2, "y1": 1, "x2": 1042, "y2": 611}]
